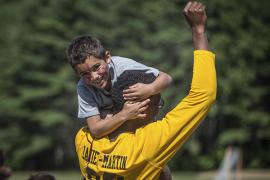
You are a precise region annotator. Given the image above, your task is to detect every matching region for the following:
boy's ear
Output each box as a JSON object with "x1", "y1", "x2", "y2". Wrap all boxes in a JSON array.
[{"x1": 105, "y1": 51, "x2": 111, "y2": 63}]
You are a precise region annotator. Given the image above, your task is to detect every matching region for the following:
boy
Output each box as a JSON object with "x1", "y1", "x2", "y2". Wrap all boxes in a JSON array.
[{"x1": 66, "y1": 36, "x2": 172, "y2": 138}]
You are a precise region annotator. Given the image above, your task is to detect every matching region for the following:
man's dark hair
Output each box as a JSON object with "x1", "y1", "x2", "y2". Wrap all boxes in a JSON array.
[
  {"x1": 112, "y1": 70, "x2": 156, "y2": 113},
  {"x1": 0, "y1": 150, "x2": 11, "y2": 179},
  {"x1": 66, "y1": 36, "x2": 106, "y2": 71},
  {"x1": 0, "y1": 150, "x2": 4, "y2": 166},
  {"x1": 28, "y1": 173, "x2": 55, "y2": 180}
]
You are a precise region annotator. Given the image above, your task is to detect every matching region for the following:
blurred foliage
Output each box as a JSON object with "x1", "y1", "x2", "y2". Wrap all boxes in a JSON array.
[{"x1": 0, "y1": 0, "x2": 269, "y2": 170}]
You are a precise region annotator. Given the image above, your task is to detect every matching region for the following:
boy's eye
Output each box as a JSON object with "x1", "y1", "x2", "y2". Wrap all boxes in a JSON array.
[{"x1": 92, "y1": 63, "x2": 101, "y2": 71}]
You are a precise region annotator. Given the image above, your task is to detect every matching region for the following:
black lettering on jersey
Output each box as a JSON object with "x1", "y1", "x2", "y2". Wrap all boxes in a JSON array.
[
  {"x1": 82, "y1": 146, "x2": 90, "y2": 162},
  {"x1": 89, "y1": 149, "x2": 100, "y2": 165},
  {"x1": 86, "y1": 166, "x2": 124, "y2": 180},
  {"x1": 82, "y1": 146, "x2": 86, "y2": 160},
  {"x1": 102, "y1": 154, "x2": 109, "y2": 168},
  {"x1": 82, "y1": 146, "x2": 100, "y2": 165},
  {"x1": 89, "y1": 150, "x2": 94, "y2": 164},
  {"x1": 107, "y1": 154, "x2": 112, "y2": 169},
  {"x1": 111, "y1": 155, "x2": 116, "y2": 169},
  {"x1": 102, "y1": 154, "x2": 127, "y2": 170},
  {"x1": 115, "y1": 155, "x2": 120, "y2": 169},
  {"x1": 83, "y1": 147, "x2": 128, "y2": 170},
  {"x1": 120, "y1": 156, "x2": 127, "y2": 170}
]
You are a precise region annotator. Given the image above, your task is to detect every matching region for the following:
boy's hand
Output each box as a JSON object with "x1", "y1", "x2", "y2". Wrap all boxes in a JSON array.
[
  {"x1": 123, "y1": 83, "x2": 154, "y2": 101},
  {"x1": 121, "y1": 99, "x2": 150, "y2": 120},
  {"x1": 183, "y1": 1, "x2": 207, "y2": 33}
]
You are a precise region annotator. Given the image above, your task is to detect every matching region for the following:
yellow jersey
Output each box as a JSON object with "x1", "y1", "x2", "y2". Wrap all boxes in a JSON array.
[{"x1": 75, "y1": 50, "x2": 217, "y2": 180}]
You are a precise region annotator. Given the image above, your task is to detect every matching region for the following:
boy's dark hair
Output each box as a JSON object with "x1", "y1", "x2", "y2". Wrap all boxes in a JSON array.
[
  {"x1": 112, "y1": 70, "x2": 156, "y2": 114},
  {"x1": 28, "y1": 172, "x2": 55, "y2": 180},
  {"x1": 66, "y1": 36, "x2": 106, "y2": 71}
]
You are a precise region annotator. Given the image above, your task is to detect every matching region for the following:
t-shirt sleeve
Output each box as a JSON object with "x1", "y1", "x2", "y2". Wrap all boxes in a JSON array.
[
  {"x1": 77, "y1": 86, "x2": 100, "y2": 119},
  {"x1": 136, "y1": 50, "x2": 216, "y2": 168},
  {"x1": 113, "y1": 57, "x2": 159, "y2": 77}
]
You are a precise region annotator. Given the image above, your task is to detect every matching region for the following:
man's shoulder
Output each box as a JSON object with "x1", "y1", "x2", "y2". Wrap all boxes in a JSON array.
[{"x1": 75, "y1": 127, "x2": 89, "y2": 146}]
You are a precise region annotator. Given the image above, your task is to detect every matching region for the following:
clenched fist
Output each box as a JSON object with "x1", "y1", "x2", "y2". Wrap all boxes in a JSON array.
[{"x1": 183, "y1": 1, "x2": 207, "y2": 33}]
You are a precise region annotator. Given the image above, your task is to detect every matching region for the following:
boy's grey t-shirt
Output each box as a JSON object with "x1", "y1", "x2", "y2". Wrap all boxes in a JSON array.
[{"x1": 77, "y1": 56, "x2": 159, "y2": 119}]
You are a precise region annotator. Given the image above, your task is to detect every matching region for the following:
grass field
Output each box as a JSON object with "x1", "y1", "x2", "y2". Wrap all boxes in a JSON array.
[{"x1": 10, "y1": 170, "x2": 270, "y2": 180}]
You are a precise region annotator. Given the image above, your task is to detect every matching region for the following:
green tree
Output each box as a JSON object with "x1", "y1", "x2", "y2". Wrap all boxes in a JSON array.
[
  {"x1": 0, "y1": 0, "x2": 78, "y2": 169},
  {"x1": 0, "y1": 0, "x2": 269, "y2": 170}
]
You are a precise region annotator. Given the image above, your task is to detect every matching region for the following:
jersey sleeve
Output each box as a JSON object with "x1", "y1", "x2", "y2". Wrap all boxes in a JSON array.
[
  {"x1": 77, "y1": 85, "x2": 100, "y2": 119},
  {"x1": 137, "y1": 50, "x2": 217, "y2": 168}
]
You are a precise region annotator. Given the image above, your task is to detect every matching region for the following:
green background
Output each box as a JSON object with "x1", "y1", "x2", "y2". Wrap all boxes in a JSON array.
[{"x1": 0, "y1": 0, "x2": 269, "y2": 173}]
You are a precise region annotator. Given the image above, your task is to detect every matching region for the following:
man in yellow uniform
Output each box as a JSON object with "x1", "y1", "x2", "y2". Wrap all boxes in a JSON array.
[{"x1": 75, "y1": 1, "x2": 217, "y2": 179}]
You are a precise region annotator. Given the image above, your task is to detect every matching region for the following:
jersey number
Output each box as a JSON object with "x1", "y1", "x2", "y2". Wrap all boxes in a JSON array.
[{"x1": 86, "y1": 167, "x2": 124, "y2": 180}]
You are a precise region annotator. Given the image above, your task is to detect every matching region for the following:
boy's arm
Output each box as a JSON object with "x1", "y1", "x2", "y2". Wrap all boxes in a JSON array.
[
  {"x1": 123, "y1": 71, "x2": 172, "y2": 101},
  {"x1": 86, "y1": 99, "x2": 150, "y2": 138}
]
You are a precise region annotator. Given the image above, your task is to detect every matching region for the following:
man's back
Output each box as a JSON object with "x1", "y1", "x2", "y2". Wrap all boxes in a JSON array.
[{"x1": 75, "y1": 50, "x2": 216, "y2": 179}]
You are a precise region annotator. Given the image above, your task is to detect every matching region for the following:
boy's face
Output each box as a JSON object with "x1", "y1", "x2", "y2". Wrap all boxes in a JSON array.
[{"x1": 75, "y1": 55, "x2": 111, "y2": 90}]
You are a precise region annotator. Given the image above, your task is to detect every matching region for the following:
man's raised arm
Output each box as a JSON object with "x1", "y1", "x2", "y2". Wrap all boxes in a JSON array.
[
  {"x1": 184, "y1": 1, "x2": 209, "y2": 50},
  {"x1": 138, "y1": 1, "x2": 217, "y2": 171}
]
